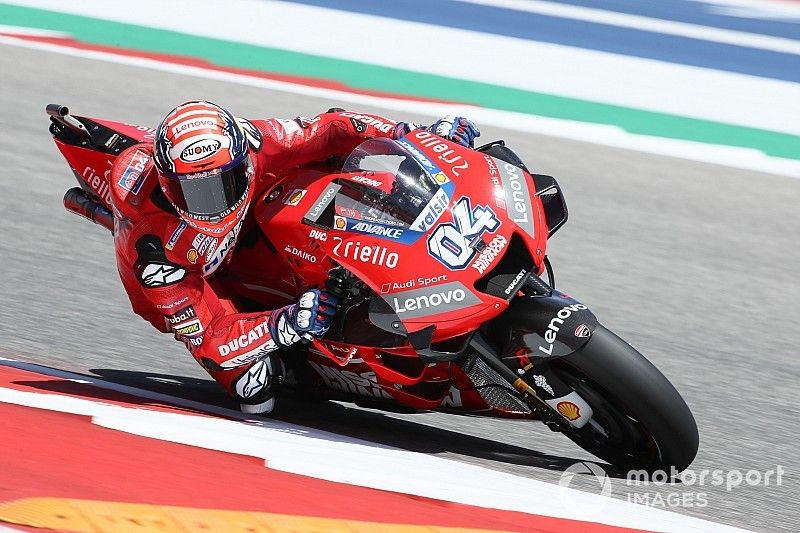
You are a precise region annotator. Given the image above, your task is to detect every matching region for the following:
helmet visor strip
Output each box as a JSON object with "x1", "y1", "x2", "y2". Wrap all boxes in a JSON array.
[{"x1": 164, "y1": 156, "x2": 251, "y2": 219}]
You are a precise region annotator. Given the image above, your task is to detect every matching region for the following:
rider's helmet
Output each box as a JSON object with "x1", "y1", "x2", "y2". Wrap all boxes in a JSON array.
[{"x1": 153, "y1": 100, "x2": 254, "y2": 236}]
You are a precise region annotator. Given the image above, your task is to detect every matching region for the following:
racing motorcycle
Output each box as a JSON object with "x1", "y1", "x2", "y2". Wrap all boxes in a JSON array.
[{"x1": 46, "y1": 104, "x2": 699, "y2": 472}]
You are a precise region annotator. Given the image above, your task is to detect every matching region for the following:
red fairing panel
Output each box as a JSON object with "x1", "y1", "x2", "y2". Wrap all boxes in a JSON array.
[{"x1": 109, "y1": 110, "x2": 403, "y2": 405}]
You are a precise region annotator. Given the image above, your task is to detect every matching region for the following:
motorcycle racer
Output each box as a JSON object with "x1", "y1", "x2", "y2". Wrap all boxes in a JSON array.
[{"x1": 110, "y1": 100, "x2": 479, "y2": 413}]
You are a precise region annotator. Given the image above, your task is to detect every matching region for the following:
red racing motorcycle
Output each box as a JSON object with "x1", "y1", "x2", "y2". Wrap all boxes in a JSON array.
[{"x1": 47, "y1": 104, "x2": 699, "y2": 472}]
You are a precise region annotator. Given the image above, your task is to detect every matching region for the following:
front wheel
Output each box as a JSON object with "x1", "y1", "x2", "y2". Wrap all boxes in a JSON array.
[{"x1": 553, "y1": 325, "x2": 698, "y2": 472}]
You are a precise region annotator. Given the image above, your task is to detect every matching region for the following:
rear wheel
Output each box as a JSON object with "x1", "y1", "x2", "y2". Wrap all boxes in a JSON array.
[{"x1": 553, "y1": 325, "x2": 698, "y2": 472}]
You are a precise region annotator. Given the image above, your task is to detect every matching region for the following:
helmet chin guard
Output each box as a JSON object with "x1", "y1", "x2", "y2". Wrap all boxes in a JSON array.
[{"x1": 153, "y1": 100, "x2": 253, "y2": 235}]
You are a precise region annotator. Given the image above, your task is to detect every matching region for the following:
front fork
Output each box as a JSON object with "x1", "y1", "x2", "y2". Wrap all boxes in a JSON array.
[{"x1": 479, "y1": 274, "x2": 599, "y2": 429}]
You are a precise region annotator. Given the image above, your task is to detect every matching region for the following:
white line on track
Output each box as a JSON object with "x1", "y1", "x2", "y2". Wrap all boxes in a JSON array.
[
  {"x1": 455, "y1": 0, "x2": 800, "y2": 55},
  {"x1": 2, "y1": 34, "x2": 799, "y2": 180},
  {"x1": 8, "y1": 0, "x2": 800, "y2": 137},
  {"x1": 0, "y1": 356, "x2": 749, "y2": 532}
]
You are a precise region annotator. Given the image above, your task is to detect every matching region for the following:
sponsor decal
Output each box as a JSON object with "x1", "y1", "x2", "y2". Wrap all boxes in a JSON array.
[
  {"x1": 171, "y1": 119, "x2": 215, "y2": 137},
  {"x1": 546, "y1": 391, "x2": 593, "y2": 427},
  {"x1": 504, "y1": 268, "x2": 528, "y2": 296},
  {"x1": 433, "y1": 172, "x2": 449, "y2": 185},
  {"x1": 495, "y1": 158, "x2": 535, "y2": 239},
  {"x1": 80, "y1": 164, "x2": 113, "y2": 206},
  {"x1": 334, "y1": 215, "x2": 347, "y2": 230},
  {"x1": 234, "y1": 359, "x2": 270, "y2": 399},
  {"x1": 204, "y1": 238, "x2": 219, "y2": 261},
  {"x1": 165, "y1": 305, "x2": 197, "y2": 327},
  {"x1": 332, "y1": 236, "x2": 398, "y2": 268},
  {"x1": 412, "y1": 131, "x2": 469, "y2": 176},
  {"x1": 203, "y1": 219, "x2": 243, "y2": 276},
  {"x1": 165, "y1": 221, "x2": 187, "y2": 251},
  {"x1": 410, "y1": 187, "x2": 451, "y2": 233},
  {"x1": 117, "y1": 150, "x2": 150, "y2": 195},
  {"x1": 276, "y1": 119, "x2": 302, "y2": 136},
  {"x1": 305, "y1": 184, "x2": 341, "y2": 223},
  {"x1": 309, "y1": 229, "x2": 328, "y2": 241},
  {"x1": 284, "y1": 244, "x2": 317, "y2": 263},
  {"x1": 395, "y1": 138, "x2": 437, "y2": 171},
  {"x1": 556, "y1": 401, "x2": 581, "y2": 421},
  {"x1": 428, "y1": 196, "x2": 500, "y2": 271},
  {"x1": 237, "y1": 118, "x2": 262, "y2": 151},
  {"x1": 538, "y1": 303, "x2": 589, "y2": 356},
  {"x1": 483, "y1": 155, "x2": 506, "y2": 210},
  {"x1": 339, "y1": 112, "x2": 395, "y2": 134},
  {"x1": 294, "y1": 115, "x2": 320, "y2": 129},
  {"x1": 187, "y1": 249, "x2": 199, "y2": 264},
  {"x1": 308, "y1": 361, "x2": 391, "y2": 399},
  {"x1": 123, "y1": 122, "x2": 157, "y2": 141},
  {"x1": 197, "y1": 235, "x2": 215, "y2": 255},
  {"x1": 284, "y1": 188, "x2": 307, "y2": 206},
  {"x1": 349, "y1": 117, "x2": 367, "y2": 133},
  {"x1": 533, "y1": 374, "x2": 555, "y2": 396},
  {"x1": 439, "y1": 387, "x2": 463, "y2": 408},
  {"x1": 380, "y1": 274, "x2": 448, "y2": 294},
  {"x1": 220, "y1": 336, "x2": 278, "y2": 368},
  {"x1": 179, "y1": 137, "x2": 221, "y2": 163},
  {"x1": 472, "y1": 235, "x2": 507, "y2": 274},
  {"x1": 175, "y1": 321, "x2": 202, "y2": 337},
  {"x1": 389, "y1": 281, "x2": 482, "y2": 320},
  {"x1": 141, "y1": 263, "x2": 186, "y2": 288},
  {"x1": 187, "y1": 336, "x2": 203, "y2": 347},
  {"x1": 350, "y1": 175, "x2": 382, "y2": 187},
  {"x1": 349, "y1": 222, "x2": 403, "y2": 239},
  {"x1": 575, "y1": 324, "x2": 592, "y2": 338},
  {"x1": 218, "y1": 318, "x2": 271, "y2": 357},
  {"x1": 156, "y1": 295, "x2": 189, "y2": 310},
  {"x1": 335, "y1": 206, "x2": 361, "y2": 219}
]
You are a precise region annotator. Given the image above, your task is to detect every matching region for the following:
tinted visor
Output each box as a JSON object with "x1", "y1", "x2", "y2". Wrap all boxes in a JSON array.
[{"x1": 164, "y1": 156, "x2": 251, "y2": 219}]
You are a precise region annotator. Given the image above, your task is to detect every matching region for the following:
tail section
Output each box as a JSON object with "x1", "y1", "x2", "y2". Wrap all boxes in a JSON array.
[{"x1": 47, "y1": 104, "x2": 154, "y2": 211}]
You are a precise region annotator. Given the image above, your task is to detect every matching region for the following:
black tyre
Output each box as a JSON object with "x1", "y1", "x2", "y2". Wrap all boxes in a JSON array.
[{"x1": 555, "y1": 324, "x2": 698, "y2": 472}]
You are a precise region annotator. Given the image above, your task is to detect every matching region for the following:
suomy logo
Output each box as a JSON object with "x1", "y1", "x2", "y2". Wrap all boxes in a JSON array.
[
  {"x1": 538, "y1": 304, "x2": 588, "y2": 356},
  {"x1": 180, "y1": 138, "x2": 221, "y2": 162}
]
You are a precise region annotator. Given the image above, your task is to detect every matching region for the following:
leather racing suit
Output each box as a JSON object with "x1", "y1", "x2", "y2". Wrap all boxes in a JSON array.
[{"x1": 110, "y1": 110, "x2": 410, "y2": 411}]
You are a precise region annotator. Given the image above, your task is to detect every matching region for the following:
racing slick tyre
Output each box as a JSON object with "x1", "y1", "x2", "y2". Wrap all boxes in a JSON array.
[{"x1": 555, "y1": 324, "x2": 699, "y2": 473}]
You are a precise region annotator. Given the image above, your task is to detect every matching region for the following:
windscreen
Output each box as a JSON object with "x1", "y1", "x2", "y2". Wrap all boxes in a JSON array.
[{"x1": 334, "y1": 138, "x2": 445, "y2": 228}]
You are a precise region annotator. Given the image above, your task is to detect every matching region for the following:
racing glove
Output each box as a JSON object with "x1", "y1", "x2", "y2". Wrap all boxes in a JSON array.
[
  {"x1": 269, "y1": 289, "x2": 339, "y2": 348},
  {"x1": 393, "y1": 121, "x2": 424, "y2": 139},
  {"x1": 429, "y1": 115, "x2": 480, "y2": 147}
]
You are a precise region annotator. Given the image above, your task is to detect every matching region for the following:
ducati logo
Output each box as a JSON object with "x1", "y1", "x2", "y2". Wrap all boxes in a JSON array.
[{"x1": 575, "y1": 324, "x2": 591, "y2": 338}]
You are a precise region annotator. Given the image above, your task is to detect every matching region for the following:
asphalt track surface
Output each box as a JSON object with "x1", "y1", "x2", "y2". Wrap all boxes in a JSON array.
[{"x1": 1, "y1": 44, "x2": 798, "y2": 532}]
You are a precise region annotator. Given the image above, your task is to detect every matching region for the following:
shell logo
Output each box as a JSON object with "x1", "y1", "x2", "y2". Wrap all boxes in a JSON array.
[
  {"x1": 187, "y1": 249, "x2": 199, "y2": 264},
  {"x1": 334, "y1": 216, "x2": 347, "y2": 230},
  {"x1": 433, "y1": 172, "x2": 449, "y2": 184},
  {"x1": 556, "y1": 401, "x2": 581, "y2": 421}
]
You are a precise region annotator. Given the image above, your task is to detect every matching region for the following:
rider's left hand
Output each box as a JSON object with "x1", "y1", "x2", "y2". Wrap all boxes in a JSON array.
[{"x1": 429, "y1": 115, "x2": 480, "y2": 147}]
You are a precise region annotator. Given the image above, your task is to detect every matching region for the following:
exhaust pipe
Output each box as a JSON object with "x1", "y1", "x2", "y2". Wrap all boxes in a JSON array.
[{"x1": 63, "y1": 187, "x2": 114, "y2": 233}]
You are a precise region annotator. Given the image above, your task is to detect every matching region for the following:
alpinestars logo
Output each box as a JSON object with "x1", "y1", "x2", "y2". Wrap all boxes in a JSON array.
[
  {"x1": 235, "y1": 359, "x2": 270, "y2": 399},
  {"x1": 141, "y1": 263, "x2": 186, "y2": 287}
]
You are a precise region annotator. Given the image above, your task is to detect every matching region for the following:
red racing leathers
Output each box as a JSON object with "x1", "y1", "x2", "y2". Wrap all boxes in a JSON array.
[{"x1": 110, "y1": 110, "x2": 407, "y2": 411}]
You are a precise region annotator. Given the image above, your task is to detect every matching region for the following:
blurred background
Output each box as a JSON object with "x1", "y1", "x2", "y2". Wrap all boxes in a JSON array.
[{"x1": 0, "y1": 1, "x2": 798, "y2": 531}]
